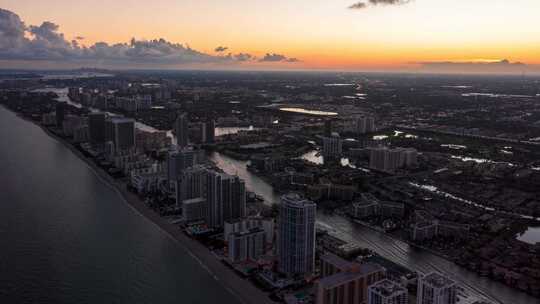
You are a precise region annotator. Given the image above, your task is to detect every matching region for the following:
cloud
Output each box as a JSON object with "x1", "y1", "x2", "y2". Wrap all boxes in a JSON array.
[
  {"x1": 349, "y1": 0, "x2": 412, "y2": 9},
  {"x1": 214, "y1": 46, "x2": 228, "y2": 52},
  {"x1": 75, "y1": 36, "x2": 84, "y2": 40},
  {"x1": 417, "y1": 59, "x2": 533, "y2": 74},
  {"x1": 259, "y1": 53, "x2": 300, "y2": 63},
  {"x1": 349, "y1": 2, "x2": 367, "y2": 9},
  {"x1": 233, "y1": 53, "x2": 253, "y2": 61},
  {"x1": 0, "y1": 9, "x2": 299, "y2": 67}
]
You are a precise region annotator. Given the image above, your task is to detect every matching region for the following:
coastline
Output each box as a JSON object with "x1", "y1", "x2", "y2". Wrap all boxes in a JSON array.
[{"x1": 7, "y1": 107, "x2": 273, "y2": 304}]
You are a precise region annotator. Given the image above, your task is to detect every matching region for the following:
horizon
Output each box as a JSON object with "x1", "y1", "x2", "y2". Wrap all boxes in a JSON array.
[
  {"x1": 1, "y1": 66, "x2": 540, "y2": 78},
  {"x1": 2, "y1": 6, "x2": 540, "y2": 303},
  {"x1": 2, "y1": 1, "x2": 540, "y2": 74}
]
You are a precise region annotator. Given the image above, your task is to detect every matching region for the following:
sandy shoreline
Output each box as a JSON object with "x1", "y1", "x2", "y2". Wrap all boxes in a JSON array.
[{"x1": 10, "y1": 109, "x2": 274, "y2": 304}]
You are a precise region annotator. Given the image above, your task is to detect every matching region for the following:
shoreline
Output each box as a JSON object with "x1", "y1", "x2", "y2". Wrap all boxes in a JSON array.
[{"x1": 7, "y1": 107, "x2": 273, "y2": 304}]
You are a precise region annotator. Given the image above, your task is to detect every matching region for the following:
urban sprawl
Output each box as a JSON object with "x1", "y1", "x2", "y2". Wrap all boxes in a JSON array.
[{"x1": 1, "y1": 70, "x2": 540, "y2": 304}]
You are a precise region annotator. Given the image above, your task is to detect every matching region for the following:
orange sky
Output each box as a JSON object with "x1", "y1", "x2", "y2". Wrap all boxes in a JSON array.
[{"x1": 2, "y1": 0, "x2": 540, "y2": 71}]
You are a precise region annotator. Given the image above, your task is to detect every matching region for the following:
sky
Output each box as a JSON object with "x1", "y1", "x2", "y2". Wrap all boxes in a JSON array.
[{"x1": 1, "y1": 0, "x2": 540, "y2": 73}]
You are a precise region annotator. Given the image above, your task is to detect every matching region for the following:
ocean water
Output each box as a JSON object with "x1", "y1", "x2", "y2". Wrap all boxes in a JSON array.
[{"x1": 0, "y1": 106, "x2": 239, "y2": 304}]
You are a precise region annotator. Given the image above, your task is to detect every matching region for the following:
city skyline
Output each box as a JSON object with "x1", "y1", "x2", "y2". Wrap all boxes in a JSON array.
[
  {"x1": 2, "y1": 1, "x2": 540, "y2": 73},
  {"x1": 1, "y1": 3, "x2": 540, "y2": 304}
]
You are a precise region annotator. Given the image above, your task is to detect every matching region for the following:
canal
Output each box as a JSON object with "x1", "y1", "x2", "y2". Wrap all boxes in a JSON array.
[{"x1": 208, "y1": 151, "x2": 538, "y2": 304}]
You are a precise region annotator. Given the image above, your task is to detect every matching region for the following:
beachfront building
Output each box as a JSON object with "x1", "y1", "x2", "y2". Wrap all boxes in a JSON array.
[
  {"x1": 205, "y1": 170, "x2": 246, "y2": 228},
  {"x1": 224, "y1": 217, "x2": 274, "y2": 247},
  {"x1": 88, "y1": 112, "x2": 106, "y2": 145},
  {"x1": 55, "y1": 102, "x2": 66, "y2": 127},
  {"x1": 167, "y1": 149, "x2": 199, "y2": 182},
  {"x1": 107, "y1": 117, "x2": 135, "y2": 152},
  {"x1": 277, "y1": 193, "x2": 316, "y2": 277},
  {"x1": 182, "y1": 197, "x2": 206, "y2": 222},
  {"x1": 227, "y1": 227, "x2": 266, "y2": 263},
  {"x1": 175, "y1": 165, "x2": 206, "y2": 208}
]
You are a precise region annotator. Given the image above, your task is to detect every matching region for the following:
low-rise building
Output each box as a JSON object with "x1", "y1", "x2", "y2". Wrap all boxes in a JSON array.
[
  {"x1": 315, "y1": 262, "x2": 386, "y2": 304},
  {"x1": 228, "y1": 227, "x2": 266, "y2": 263},
  {"x1": 182, "y1": 197, "x2": 206, "y2": 222}
]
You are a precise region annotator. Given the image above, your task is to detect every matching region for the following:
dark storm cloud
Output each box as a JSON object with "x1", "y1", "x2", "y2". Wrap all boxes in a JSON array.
[
  {"x1": 349, "y1": 0, "x2": 412, "y2": 10},
  {"x1": 214, "y1": 46, "x2": 228, "y2": 52},
  {"x1": 259, "y1": 53, "x2": 300, "y2": 63},
  {"x1": 0, "y1": 8, "x2": 299, "y2": 66}
]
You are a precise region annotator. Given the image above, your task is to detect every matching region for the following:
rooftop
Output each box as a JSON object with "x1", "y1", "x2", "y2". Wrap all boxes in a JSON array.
[
  {"x1": 369, "y1": 279, "x2": 407, "y2": 297},
  {"x1": 320, "y1": 253, "x2": 355, "y2": 271},
  {"x1": 281, "y1": 193, "x2": 315, "y2": 207},
  {"x1": 110, "y1": 117, "x2": 135, "y2": 124},
  {"x1": 182, "y1": 197, "x2": 206, "y2": 204},
  {"x1": 422, "y1": 272, "x2": 456, "y2": 289},
  {"x1": 318, "y1": 263, "x2": 384, "y2": 289}
]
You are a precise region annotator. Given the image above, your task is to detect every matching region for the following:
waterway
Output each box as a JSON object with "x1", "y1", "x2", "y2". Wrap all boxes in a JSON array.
[
  {"x1": 208, "y1": 151, "x2": 538, "y2": 304},
  {"x1": 517, "y1": 227, "x2": 540, "y2": 245},
  {"x1": 34, "y1": 87, "x2": 258, "y2": 139},
  {"x1": 279, "y1": 107, "x2": 338, "y2": 116},
  {"x1": 29, "y1": 86, "x2": 538, "y2": 303},
  {"x1": 0, "y1": 106, "x2": 240, "y2": 303}
]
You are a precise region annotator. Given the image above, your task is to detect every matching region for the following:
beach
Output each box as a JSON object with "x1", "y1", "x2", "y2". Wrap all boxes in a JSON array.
[{"x1": 13, "y1": 109, "x2": 274, "y2": 304}]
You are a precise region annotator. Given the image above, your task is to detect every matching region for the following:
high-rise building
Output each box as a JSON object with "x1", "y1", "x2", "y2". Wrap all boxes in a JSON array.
[
  {"x1": 324, "y1": 119, "x2": 332, "y2": 137},
  {"x1": 167, "y1": 149, "x2": 200, "y2": 182},
  {"x1": 108, "y1": 117, "x2": 135, "y2": 152},
  {"x1": 399, "y1": 148, "x2": 418, "y2": 167},
  {"x1": 205, "y1": 119, "x2": 215, "y2": 143},
  {"x1": 88, "y1": 112, "x2": 106, "y2": 145},
  {"x1": 368, "y1": 147, "x2": 418, "y2": 173},
  {"x1": 55, "y1": 102, "x2": 66, "y2": 127},
  {"x1": 174, "y1": 112, "x2": 189, "y2": 148},
  {"x1": 205, "y1": 170, "x2": 246, "y2": 228},
  {"x1": 322, "y1": 134, "x2": 343, "y2": 159},
  {"x1": 349, "y1": 115, "x2": 376, "y2": 134},
  {"x1": 417, "y1": 272, "x2": 458, "y2": 304},
  {"x1": 278, "y1": 193, "x2": 316, "y2": 276},
  {"x1": 315, "y1": 262, "x2": 386, "y2": 304},
  {"x1": 368, "y1": 279, "x2": 409, "y2": 304},
  {"x1": 176, "y1": 166, "x2": 206, "y2": 207},
  {"x1": 228, "y1": 175, "x2": 246, "y2": 221},
  {"x1": 227, "y1": 227, "x2": 266, "y2": 263},
  {"x1": 62, "y1": 115, "x2": 83, "y2": 137}
]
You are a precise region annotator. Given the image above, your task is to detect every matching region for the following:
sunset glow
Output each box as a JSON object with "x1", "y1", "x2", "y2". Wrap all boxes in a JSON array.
[{"x1": 2, "y1": 0, "x2": 540, "y2": 72}]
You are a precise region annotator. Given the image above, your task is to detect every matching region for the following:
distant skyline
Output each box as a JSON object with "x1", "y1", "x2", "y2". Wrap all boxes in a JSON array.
[{"x1": 1, "y1": 0, "x2": 540, "y2": 73}]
